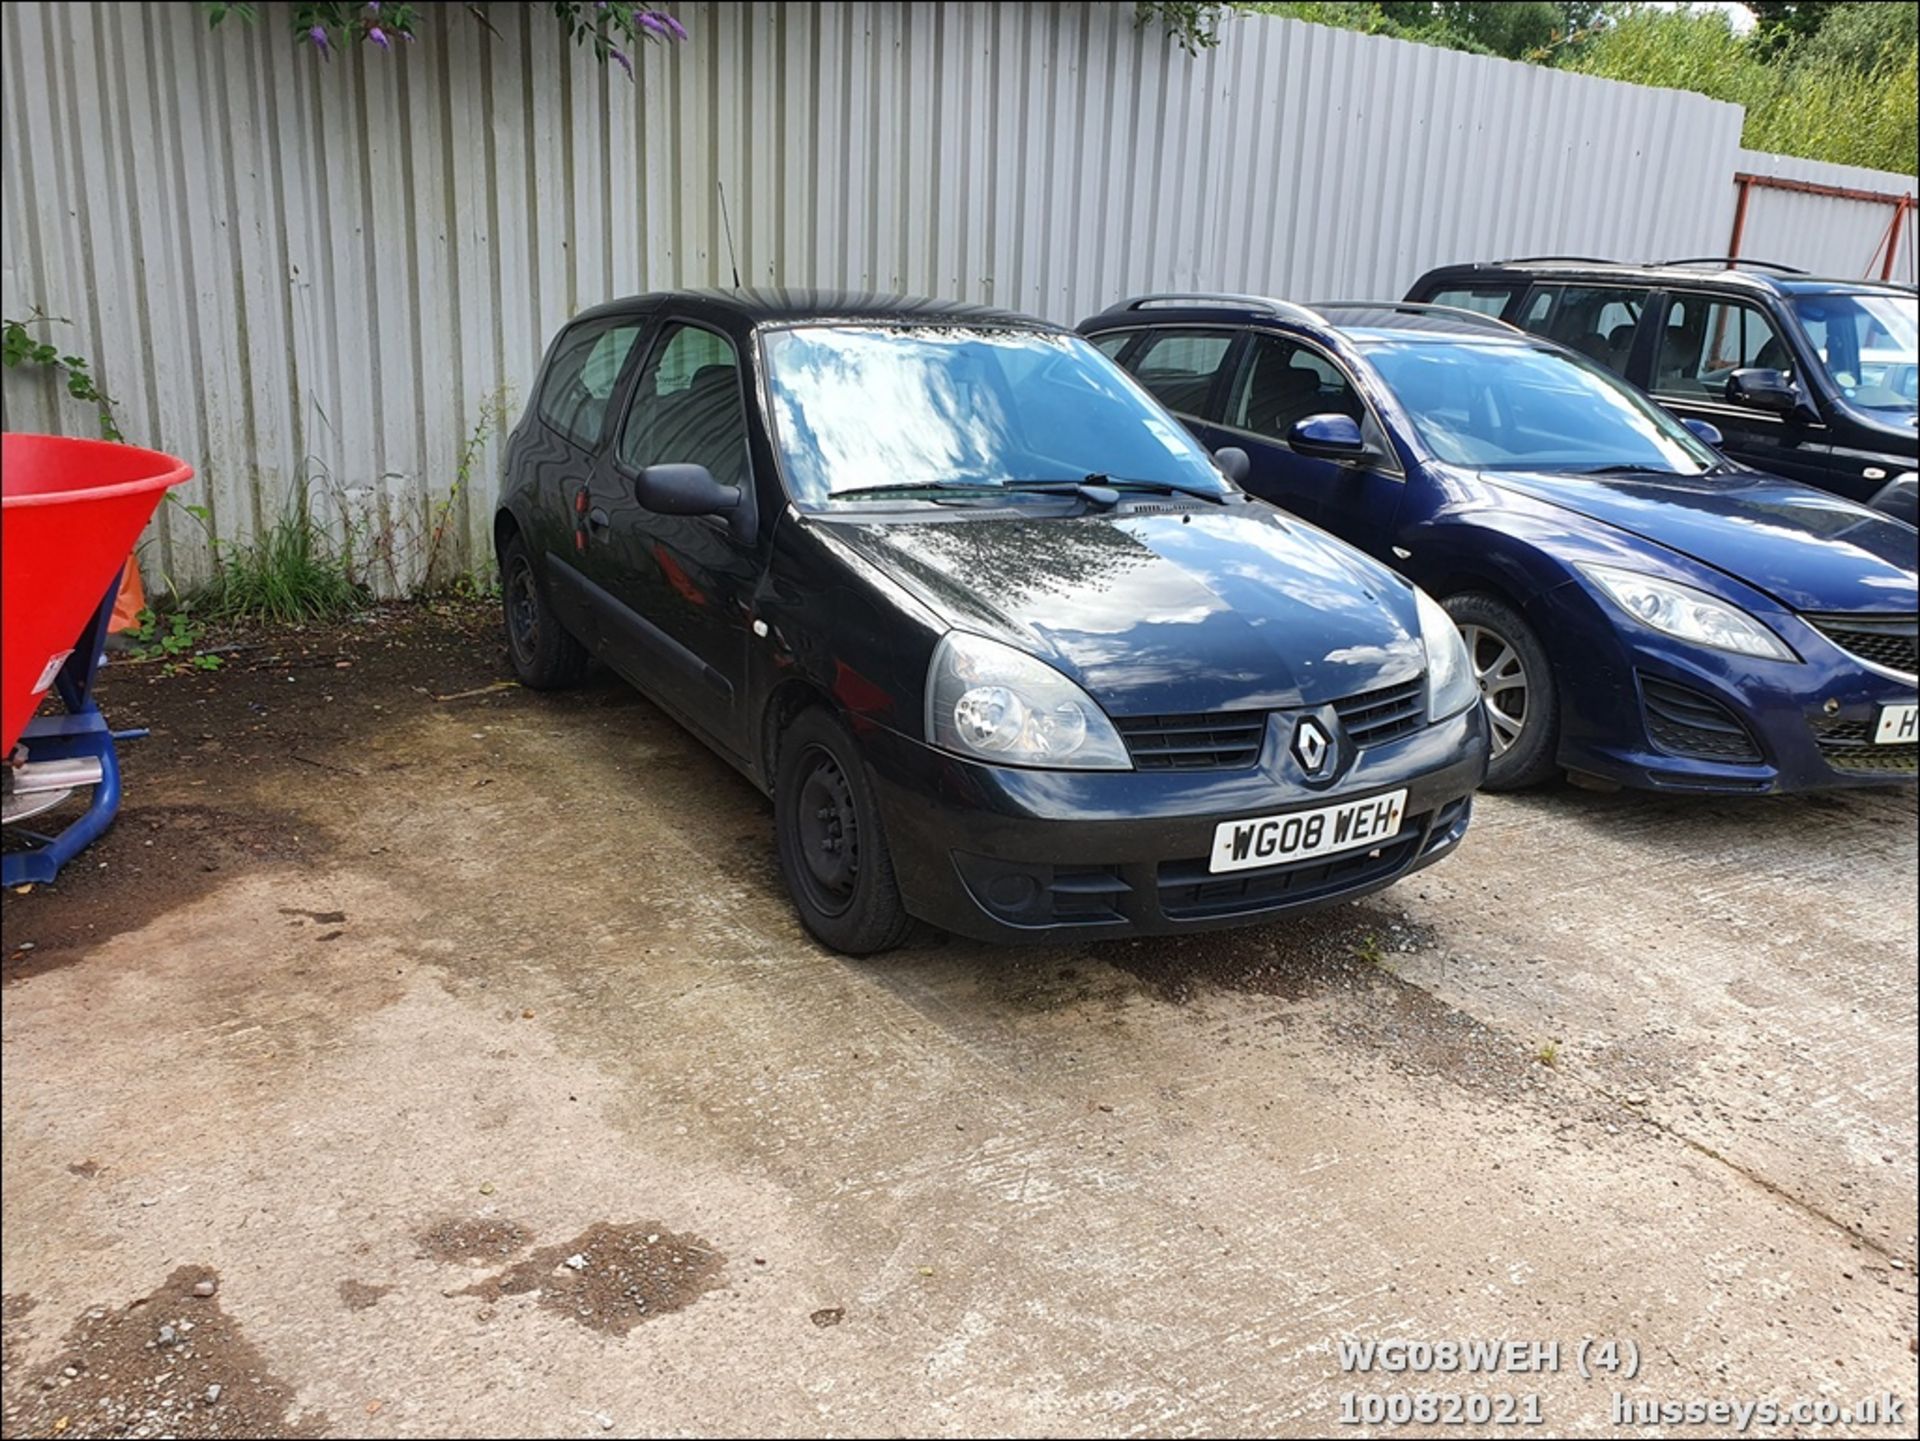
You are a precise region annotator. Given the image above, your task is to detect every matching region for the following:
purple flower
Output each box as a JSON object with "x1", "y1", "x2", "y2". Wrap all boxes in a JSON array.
[
  {"x1": 307, "y1": 23, "x2": 331, "y2": 54},
  {"x1": 368, "y1": 25, "x2": 390, "y2": 49},
  {"x1": 662, "y1": 13, "x2": 687, "y2": 40},
  {"x1": 367, "y1": 2, "x2": 380, "y2": 12},
  {"x1": 609, "y1": 45, "x2": 633, "y2": 78},
  {"x1": 639, "y1": 13, "x2": 667, "y2": 36}
]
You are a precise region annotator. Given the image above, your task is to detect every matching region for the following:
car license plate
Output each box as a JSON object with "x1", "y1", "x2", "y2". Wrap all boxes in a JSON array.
[
  {"x1": 1875, "y1": 702, "x2": 1918, "y2": 745},
  {"x1": 1209, "y1": 789, "x2": 1409, "y2": 875}
]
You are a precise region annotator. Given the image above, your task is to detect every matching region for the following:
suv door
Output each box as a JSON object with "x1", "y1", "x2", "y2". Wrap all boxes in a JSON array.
[
  {"x1": 1516, "y1": 283, "x2": 1652, "y2": 379},
  {"x1": 1212, "y1": 330, "x2": 1404, "y2": 551},
  {"x1": 1649, "y1": 292, "x2": 1832, "y2": 486},
  {"x1": 596, "y1": 319, "x2": 761, "y2": 757}
]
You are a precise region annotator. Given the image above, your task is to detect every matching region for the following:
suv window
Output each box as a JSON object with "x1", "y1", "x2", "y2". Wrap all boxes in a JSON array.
[
  {"x1": 1520, "y1": 285, "x2": 1645, "y2": 371},
  {"x1": 537, "y1": 319, "x2": 644, "y2": 449},
  {"x1": 616, "y1": 323, "x2": 751, "y2": 489},
  {"x1": 1223, "y1": 333, "x2": 1389, "y2": 456},
  {"x1": 1428, "y1": 286, "x2": 1518, "y2": 318},
  {"x1": 1655, "y1": 297, "x2": 1791, "y2": 399},
  {"x1": 1127, "y1": 330, "x2": 1235, "y2": 417},
  {"x1": 1089, "y1": 331, "x2": 1137, "y2": 360}
]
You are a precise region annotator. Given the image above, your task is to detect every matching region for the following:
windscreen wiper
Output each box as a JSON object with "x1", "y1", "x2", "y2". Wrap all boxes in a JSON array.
[
  {"x1": 1080, "y1": 474, "x2": 1228, "y2": 504},
  {"x1": 1558, "y1": 464, "x2": 1690, "y2": 478}
]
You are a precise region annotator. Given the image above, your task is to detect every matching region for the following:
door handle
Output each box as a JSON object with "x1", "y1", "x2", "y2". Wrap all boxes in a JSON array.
[{"x1": 588, "y1": 507, "x2": 610, "y2": 532}]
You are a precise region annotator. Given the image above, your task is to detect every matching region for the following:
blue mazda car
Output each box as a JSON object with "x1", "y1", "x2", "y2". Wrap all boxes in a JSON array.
[{"x1": 1080, "y1": 296, "x2": 1918, "y2": 795}]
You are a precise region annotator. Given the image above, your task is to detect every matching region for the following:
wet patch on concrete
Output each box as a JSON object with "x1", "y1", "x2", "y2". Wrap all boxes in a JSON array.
[
  {"x1": 414, "y1": 1217, "x2": 531, "y2": 1266},
  {"x1": 334, "y1": 1281, "x2": 391, "y2": 1313},
  {"x1": 3, "y1": 804, "x2": 318, "y2": 983},
  {"x1": 460, "y1": 1223, "x2": 725, "y2": 1335},
  {"x1": 1103, "y1": 904, "x2": 1430, "y2": 1004},
  {"x1": 0, "y1": 1267, "x2": 326, "y2": 1439}
]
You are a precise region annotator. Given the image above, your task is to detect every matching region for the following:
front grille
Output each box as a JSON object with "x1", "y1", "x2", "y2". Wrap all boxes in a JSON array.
[
  {"x1": 1157, "y1": 815, "x2": 1425, "y2": 920},
  {"x1": 1116, "y1": 713, "x2": 1266, "y2": 770},
  {"x1": 1117, "y1": 676, "x2": 1428, "y2": 771},
  {"x1": 1811, "y1": 716, "x2": 1919, "y2": 777},
  {"x1": 1639, "y1": 675, "x2": 1763, "y2": 763},
  {"x1": 1803, "y1": 613, "x2": 1918, "y2": 677},
  {"x1": 1332, "y1": 675, "x2": 1426, "y2": 748}
]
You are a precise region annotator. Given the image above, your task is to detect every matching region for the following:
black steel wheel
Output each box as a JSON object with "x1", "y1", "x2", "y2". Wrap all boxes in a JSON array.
[
  {"x1": 500, "y1": 533, "x2": 590, "y2": 690},
  {"x1": 774, "y1": 708, "x2": 912, "y2": 954}
]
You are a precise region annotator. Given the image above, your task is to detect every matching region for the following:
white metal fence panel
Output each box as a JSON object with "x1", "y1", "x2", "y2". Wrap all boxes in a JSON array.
[
  {"x1": 1727, "y1": 149, "x2": 1917, "y2": 285},
  {"x1": 0, "y1": 2, "x2": 1837, "y2": 594}
]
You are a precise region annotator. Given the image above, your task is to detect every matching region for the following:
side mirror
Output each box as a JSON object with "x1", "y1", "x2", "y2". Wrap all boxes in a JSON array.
[
  {"x1": 635, "y1": 463, "x2": 740, "y2": 517},
  {"x1": 1213, "y1": 446, "x2": 1250, "y2": 485},
  {"x1": 1681, "y1": 417, "x2": 1725, "y2": 448},
  {"x1": 1725, "y1": 368, "x2": 1799, "y2": 415},
  {"x1": 1286, "y1": 413, "x2": 1375, "y2": 466}
]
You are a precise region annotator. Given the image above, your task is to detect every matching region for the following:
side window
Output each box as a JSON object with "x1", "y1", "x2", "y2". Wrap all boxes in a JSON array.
[
  {"x1": 616, "y1": 323, "x2": 751, "y2": 490},
  {"x1": 1223, "y1": 334, "x2": 1377, "y2": 449},
  {"x1": 1520, "y1": 288, "x2": 1556, "y2": 332},
  {"x1": 1428, "y1": 286, "x2": 1518, "y2": 318},
  {"x1": 1525, "y1": 286, "x2": 1645, "y2": 372},
  {"x1": 1655, "y1": 297, "x2": 1789, "y2": 399},
  {"x1": 1125, "y1": 330, "x2": 1235, "y2": 417},
  {"x1": 1090, "y1": 331, "x2": 1137, "y2": 360},
  {"x1": 537, "y1": 320, "x2": 643, "y2": 449}
]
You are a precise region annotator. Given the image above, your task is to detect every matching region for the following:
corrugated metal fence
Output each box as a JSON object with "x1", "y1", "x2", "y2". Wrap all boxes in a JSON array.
[{"x1": 1, "y1": 2, "x2": 1911, "y2": 592}]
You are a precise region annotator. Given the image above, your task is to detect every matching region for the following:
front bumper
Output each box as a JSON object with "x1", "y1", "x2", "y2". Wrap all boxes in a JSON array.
[
  {"x1": 858, "y1": 706, "x2": 1487, "y2": 943},
  {"x1": 1546, "y1": 597, "x2": 1918, "y2": 794}
]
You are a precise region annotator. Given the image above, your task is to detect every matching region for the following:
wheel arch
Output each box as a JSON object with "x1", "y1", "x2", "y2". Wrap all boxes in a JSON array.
[{"x1": 757, "y1": 676, "x2": 839, "y2": 792}]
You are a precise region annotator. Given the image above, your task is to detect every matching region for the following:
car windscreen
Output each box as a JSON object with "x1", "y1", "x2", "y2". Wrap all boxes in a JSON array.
[
  {"x1": 1790, "y1": 291, "x2": 1918, "y2": 416},
  {"x1": 1363, "y1": 339, "x2": 1721, "y2": 475},
  {"x1": 759, "y1": 325, "x2": 1230, "y2": 505}
]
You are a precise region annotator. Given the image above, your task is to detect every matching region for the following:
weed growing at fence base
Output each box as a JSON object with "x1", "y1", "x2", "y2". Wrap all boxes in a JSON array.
[{"x1": 205, "y1": 503, "x2": 366, "y2": 625}]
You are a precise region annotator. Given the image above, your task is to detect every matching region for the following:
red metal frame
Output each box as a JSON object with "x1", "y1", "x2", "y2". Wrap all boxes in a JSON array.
[{"x1": 1726, "y1": 171, "x2": 1916, "y2": 282}]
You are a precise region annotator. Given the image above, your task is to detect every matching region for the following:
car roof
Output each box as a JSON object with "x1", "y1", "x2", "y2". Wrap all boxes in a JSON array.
[
  {"x1": 1079, "y1": 294, "x2": 1540, "y2": 345},
  {"x1": 1417, "y1": 257, "x2": 1919, "y2": 298},
  {"x1": 565, "y1": 288, "x2": 1059, "y2": 331}
]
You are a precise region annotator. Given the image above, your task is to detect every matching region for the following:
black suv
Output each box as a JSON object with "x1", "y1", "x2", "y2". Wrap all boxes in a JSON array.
[{"x1": 1406, "y1": 258, "x2": 1918, "y2": 524}]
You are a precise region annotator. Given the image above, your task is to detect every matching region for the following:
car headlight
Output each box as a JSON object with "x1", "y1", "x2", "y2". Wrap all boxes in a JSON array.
[
  {"x1": 926, "y1": 632, "x2": 1132, "y2": 769},
  {"x1": 1415, "y1": 587, "x2": 1477, "y2": 721},
  {"x1": 1580, "y1": 564, "x2": 1796, "y2": 661}
]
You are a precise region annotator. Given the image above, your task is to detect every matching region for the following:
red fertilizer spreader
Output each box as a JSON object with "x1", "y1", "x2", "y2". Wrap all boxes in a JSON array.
[{"x1": 3, "y1": 433, "x2": 192, "y2": 884}]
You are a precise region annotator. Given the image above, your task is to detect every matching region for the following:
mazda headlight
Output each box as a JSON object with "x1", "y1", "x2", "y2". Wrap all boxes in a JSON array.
[
  {"x1": 1581, "y1": 564, "x2": 1795, "y2": 661},
  {"x1": 926, "y1": 632, "x2": 1131, "y2": 769},
  {"x1": 1415, "y1": 587, "x2": 1477, "y2": 721}
]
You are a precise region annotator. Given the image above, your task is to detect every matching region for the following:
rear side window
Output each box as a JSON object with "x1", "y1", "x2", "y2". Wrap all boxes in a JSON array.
[
  {"x1": 616, "y1": 323, "x2": 751, "y2": 489},
  {"x1": 1125, "y1": 330, "x2": 1236, "y2": 417},
  {"x1": 1089, "y1": 330, "x2": 1137, "y2": 359},
  {"x1": 1427, "y1": 286, "x2": 1518, "y2": 318},
  {"x1": 538, "y1": 320, "x2": 644, "y2": 449},
  {"x1": 1655, "y1": 297, "x2": 1790, "y2": 398},
  {"x1": 1520, "y1": 285, "x2": 1645, "y2": 373}
]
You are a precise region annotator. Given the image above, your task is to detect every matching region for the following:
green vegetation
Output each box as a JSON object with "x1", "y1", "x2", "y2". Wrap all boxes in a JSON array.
[
  {"x1": 1246, "y1": 2, "x2": 1919, "y2": 174},
  {"x1": 1, "y1": 309, "x2": 122, "y2": 441},
  {"x1": 203, "y1": 496, "x2": 367, "y2": 625},
  {"x1": 128, "y1": 606, "x2": 224, "y2": 674}
]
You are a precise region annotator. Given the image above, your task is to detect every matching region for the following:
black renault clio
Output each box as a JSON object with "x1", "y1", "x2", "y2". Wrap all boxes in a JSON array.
[{"x1": 496, "y1": 291, "x2": 1488, "y2": 953}]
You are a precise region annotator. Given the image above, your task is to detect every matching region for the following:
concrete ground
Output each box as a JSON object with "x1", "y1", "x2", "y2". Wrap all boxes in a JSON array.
[{"x1": 3, "y1": 602, "x2": 1915, "y2": 1438}]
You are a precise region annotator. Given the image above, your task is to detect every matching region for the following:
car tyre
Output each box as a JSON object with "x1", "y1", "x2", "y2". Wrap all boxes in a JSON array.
[
  {"x1": 1445, "y1": 592, "x2": 1559, "y2": 791},
  {"x1": 774, "y1": 707, "x2": 913, "y2": 956},
  {"x1": 500, "y1": 533, "x2": 590, "y2": 690}
]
